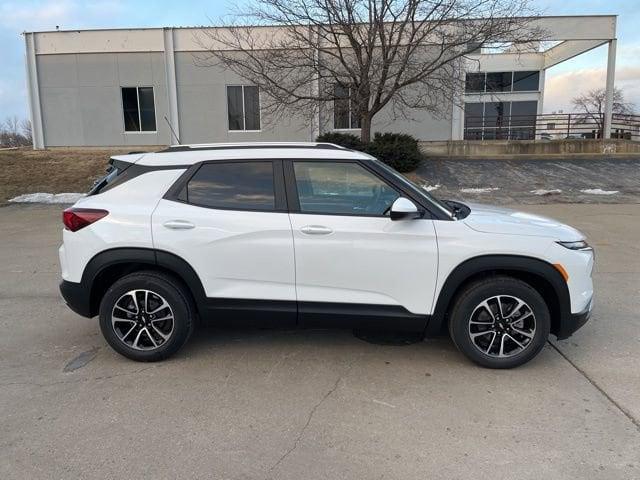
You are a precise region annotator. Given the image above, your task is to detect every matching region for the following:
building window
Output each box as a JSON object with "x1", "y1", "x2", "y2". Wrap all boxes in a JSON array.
[
  {"x1": 513, "y1": 71, "x2": 540, "y2": 91},
  {"x1": 121, "y1": 87, "x2": 156, "y2": 132},
  {"x1": 464, "y1": 102, "x2": 484, "y2": 139},
  {"x1": 185, "y1": 161, "x2": 275, "y2": 211},
  {"x1": 485, "y1": 72, "x2": 513, "y2": 92},
  {"x1": 465, "y1": 73, "x2": 485, "y2": 93},
  {"x1": 465, "y1": 71, "x2": 540, "y2": 93},
  {"x1": 464, "y1": 100, "x2": 538, "y2": 140},
  {"x1": 334, "y1": 85, "x2": 361, "y2": 129},
  {"x1": 227, "y1": 85, "x2": 261, "y2": 131}
]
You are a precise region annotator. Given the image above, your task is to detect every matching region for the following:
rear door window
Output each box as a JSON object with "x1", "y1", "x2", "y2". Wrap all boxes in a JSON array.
[{"x1": 185, "y1": 161, "x2": 276, "y2": 211}]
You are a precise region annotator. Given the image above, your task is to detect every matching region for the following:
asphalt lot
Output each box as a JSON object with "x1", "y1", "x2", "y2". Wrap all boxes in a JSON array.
[
  {"x1": 415, "y1": 157, "x2": 640, "y2": 204},
  {"x1": 1, "y1": 203, "x2": 639, "y2": 479}
]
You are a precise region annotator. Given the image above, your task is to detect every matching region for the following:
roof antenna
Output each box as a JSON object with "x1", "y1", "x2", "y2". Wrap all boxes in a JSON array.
[{"x1": 164, "y1": 115, "x2": 181, "y2": 145}]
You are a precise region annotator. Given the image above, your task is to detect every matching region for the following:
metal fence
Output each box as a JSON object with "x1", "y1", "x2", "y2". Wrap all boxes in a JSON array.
[{"x1": 464, "y1": 113, "x2": 640, "y2": 141}]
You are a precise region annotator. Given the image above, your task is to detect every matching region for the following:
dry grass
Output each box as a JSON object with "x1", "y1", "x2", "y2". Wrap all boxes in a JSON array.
[{"x1": 0, "y1": 147, "x2": 156, "y2": 204}]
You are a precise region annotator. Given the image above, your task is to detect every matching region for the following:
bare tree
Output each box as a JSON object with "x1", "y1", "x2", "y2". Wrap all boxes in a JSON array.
[
  {"x1": 0, "y1": 117, "x2": 33, "y2": 147},
  {"x1": 571, "y1": 87, "x2": 635, "y2": 131},
  {"x1": 21, "y1": 119, "x2": 33, "y2": 145},
  {"x1": 197, "y1": 0, "x2": 543, "y2": 142}
]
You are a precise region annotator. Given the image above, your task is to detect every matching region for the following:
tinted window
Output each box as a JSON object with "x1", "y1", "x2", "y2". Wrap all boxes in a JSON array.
[
  {"x1": 334, "y1": 85, "x2": 360, "y2": 129},
  {"x1": 227, "y1": 86, "x2": 244, "y2": 130},
  {"x1": 513, "y1": 71, "x2": 540, "y2": 91},
  {"x1": 227, "y1": 85, "x2": 261, "y2": 131},
  {"x1": 465, "y1": 73, "x2": 485, "y2": 92},
  {"x1": 138, "y1": 87, "x2": 156, "y2": 131},
  {"x1": 293, "y1": 162, "x2": 399, "y2": 216},
  {"x1": 121, "y1": 87, "x2": 156, "y2": 132},
  {"x1": 244, "y1": 86, "x2": 261, "y2": 130},
  {"x1": 510, "y1": 101, "x2": 538, "y2": 126},
  {"x1": 187, "y1": 162, "x2": 275, "y2": 210},
  {"x1": 122, "y1": 88, "x2": 140, "y2": 131},
  {"x1": 484, "y1": 102, "x2": 509, "y2": 128},
  {"x1": 464, "y1": 102, "x2": 484, "y2": 128},
  {"x1": 485, "y1": 72, "x2": 512, "y2": 92},
  {"x1": 334, "y1": 85, "x2": 350, "y2": 129}
]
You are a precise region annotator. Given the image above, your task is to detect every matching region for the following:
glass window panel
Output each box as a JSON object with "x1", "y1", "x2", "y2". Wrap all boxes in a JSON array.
[
  {"x1": 510, "y1": 101, "x2": 538, "y2": 127},
  {"x1": 509, "y1": 127, "x2": 535, "y2": 140},
  {"x1": 138, "y1": 87, "x2": 156, "y2": 131},
  {"x1": 350, "y1": 91, "x2": 361, "y2": 128},
  {"x1": 484, "y1": 102, "x2": 510, "y2": 128},
  {"x1": 334, "y1": 85, "x2": 350, "y2": 129},
  {"x1": 227, "y1": 86, "x2": 244, "y2": 131},
  {"x1": 463, "y1": 129, "x2": 483, "y2": 140},
  {"x1": 482, "y1": 129, "x2": 498, "y2": 140},
  {"x1": 121, "y1": 87, "x2": 140, "y2": 132},
  {"x1": 485, "y1": 72, "x2": 512, "y2": 92},
  {"x1": 293, "y1": 162, "x2": 399, "y2": 216},
  {"x1": 187, "y1": 162, "x2": 275, "y2": 210},
  {"x1": 243, "y1": 86, "x2": 261, "y2": 130},
  {"x1": 465, "y1": 73, "x2": 485, "y2": 92},
  {"x1": 513, "y1": 71, "x2": 540, "y2": 91},
  {"x1": 464, "y1": 102, "x2": 484, "y2": 128}
]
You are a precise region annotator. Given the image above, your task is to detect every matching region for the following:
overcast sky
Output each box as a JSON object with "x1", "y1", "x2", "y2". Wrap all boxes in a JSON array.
[{"x1": 0, "y1": 0, "x2": 638, "y2": 122}]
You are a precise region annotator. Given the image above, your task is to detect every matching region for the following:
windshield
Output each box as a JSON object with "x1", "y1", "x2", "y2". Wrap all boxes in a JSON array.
[{"x1": 372, "y1": 160, "x2": 453, "y2": 218}]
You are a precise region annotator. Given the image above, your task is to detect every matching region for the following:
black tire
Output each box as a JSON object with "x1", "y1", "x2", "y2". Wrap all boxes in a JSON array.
[
  {"x1": 99, "y1": 271, "x2": 195, "y2": 362},
  {"x1": 448, "y1": 276, "x2": 550, "y2": 369}
]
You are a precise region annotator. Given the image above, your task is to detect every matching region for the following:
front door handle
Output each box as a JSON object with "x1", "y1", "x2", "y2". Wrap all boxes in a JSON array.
[
  {"x1": 163, "y1": 220, "x2": 195, "y2": 230},
  {"x1": 300, "y1": 225, "x2": 333, "y2": 235}
]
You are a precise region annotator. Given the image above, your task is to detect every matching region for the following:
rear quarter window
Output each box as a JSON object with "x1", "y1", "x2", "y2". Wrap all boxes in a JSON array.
[{"x1": 87, "y1": 160, "x2": 133, "y2": 196}]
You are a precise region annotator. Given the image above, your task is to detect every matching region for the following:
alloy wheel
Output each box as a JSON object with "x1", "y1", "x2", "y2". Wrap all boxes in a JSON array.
[
  {"x1": 468, "y1": 295, "x2": 536, "y2": 358},
  {"x1": 111, "y1": 289, "x2": 175, "y2": 351}
]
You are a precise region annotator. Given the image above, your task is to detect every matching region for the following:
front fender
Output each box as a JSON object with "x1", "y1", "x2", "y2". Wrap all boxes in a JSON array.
[{"x1": 425, "y1": 255, "x2": 571, "y2": 337}]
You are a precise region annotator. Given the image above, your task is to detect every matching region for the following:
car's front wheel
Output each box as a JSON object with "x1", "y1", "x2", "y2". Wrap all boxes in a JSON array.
[
  {"x1": 448, "y1": 276, "x2": 550, "y2": 369},
  {"x1": 99, "y1": 271, "x2": 195, "y2": 361}
]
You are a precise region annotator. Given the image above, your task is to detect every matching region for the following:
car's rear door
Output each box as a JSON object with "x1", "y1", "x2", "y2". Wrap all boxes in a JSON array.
[
  {"x1": 152, "y1": 159, "x2": 296, "y2": 326},
  {"x1": 285, "y1": 159, "x2": 439, "y2": 329}
]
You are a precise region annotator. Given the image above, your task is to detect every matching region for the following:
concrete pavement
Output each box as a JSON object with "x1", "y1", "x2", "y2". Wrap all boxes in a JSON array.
[{"x1": 0, "y1": 204, "x2": 639, "y2": 479}]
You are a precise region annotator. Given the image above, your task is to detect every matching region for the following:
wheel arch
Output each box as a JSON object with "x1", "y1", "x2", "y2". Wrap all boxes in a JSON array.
[
  {"x1": 426, "y1": 255, "x2": 570, "y2": 337},
  {"x1": 83, "y1": 248, "x2": 207, "y2": 318}
]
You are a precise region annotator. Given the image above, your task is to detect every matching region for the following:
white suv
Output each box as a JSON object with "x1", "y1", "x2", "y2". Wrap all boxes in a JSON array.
[{"x1": 59, "y1": 142, "x2": 594, "y2": 368}]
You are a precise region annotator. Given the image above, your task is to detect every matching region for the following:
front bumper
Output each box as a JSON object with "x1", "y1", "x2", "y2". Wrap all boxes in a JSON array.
[
  {"x1": 59, "y1": 280, "x2": 93, "y2": 318},
  {"x1": 556, "y1": 299, "x2": 593, "y2": 340}
]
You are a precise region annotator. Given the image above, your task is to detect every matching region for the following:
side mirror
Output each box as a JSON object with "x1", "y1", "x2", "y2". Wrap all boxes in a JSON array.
[{"x1": 390, "y1": 197, "x2": 422, "y2": 221}]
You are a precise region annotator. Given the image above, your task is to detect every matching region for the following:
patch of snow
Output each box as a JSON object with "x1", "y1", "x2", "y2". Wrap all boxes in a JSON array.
[
  {"x1": 9, "y1": 192, "x2": 84, "y2": 204},
  {"x1": 460, "y1": 187, "x2": 500, "y2": 194},
  {"x1": 530, "y1": 189, "x2": 562, "y2": 196},
  {"x1": 580, "y1": 188, "x2": 619, "y2": 195},
  {"x1": 422, "y1": 184, "x2": 441, "y2": 192}
]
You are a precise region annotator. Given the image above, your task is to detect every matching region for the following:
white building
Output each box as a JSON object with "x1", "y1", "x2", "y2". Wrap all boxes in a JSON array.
[{"x1": 24, "y1": 15, "x2": 617, "y2": 149}]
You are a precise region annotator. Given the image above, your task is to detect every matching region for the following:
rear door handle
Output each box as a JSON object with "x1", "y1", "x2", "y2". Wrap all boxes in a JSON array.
[
  {"x1": 300, "y1": 225, "x2": 333, "y2": 235},
  {"x1": 163, "y1": 220, "x2": 195, "y2": 230}
]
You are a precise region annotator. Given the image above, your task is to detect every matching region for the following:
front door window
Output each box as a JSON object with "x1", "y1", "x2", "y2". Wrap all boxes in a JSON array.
[{"x1": 293, "y1": 162, "x2": 399, "y2": 216}]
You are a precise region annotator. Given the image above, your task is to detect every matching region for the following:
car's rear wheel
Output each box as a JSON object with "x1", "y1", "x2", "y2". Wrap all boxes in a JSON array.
[
  {"x1": 99, "y1": 271, "x2": 194, "y2": 361},
  {"x1": 448, "y1": 276, "x2": 550, "y2": 369}
]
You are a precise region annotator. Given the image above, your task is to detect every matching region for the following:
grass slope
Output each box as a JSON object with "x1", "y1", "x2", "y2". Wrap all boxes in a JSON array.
[{"x1": 0, "y1": 148, "x2": 154, "y2": 204}]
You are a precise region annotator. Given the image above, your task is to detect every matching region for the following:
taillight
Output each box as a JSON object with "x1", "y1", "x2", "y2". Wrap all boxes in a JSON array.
[{"x1": 63, "y1": 208, "x2": 108, "y2": 232}]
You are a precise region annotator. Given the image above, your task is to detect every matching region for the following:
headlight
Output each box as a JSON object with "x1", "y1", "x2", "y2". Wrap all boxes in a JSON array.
[{"x1": 557, "y1": 240, "x2": 592, "y2": 251}]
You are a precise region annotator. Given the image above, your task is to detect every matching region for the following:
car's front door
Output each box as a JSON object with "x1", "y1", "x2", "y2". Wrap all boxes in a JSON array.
[
  {"x1": 286, "y1": 160, "x2": 439, "y2": 328},
  {"x1": 152, "y1": 159, "x2": 296, "y2": 326}
]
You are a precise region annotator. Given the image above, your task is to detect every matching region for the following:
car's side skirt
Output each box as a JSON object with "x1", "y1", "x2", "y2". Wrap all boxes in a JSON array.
[{"x1": 200, "y1": 298, "x2": 429, "y2": 332}]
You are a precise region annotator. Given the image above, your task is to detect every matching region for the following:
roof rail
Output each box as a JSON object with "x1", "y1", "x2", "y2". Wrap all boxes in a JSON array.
[{"x1": 158, "y1": 142, "x2": 347, "y2": 153}]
